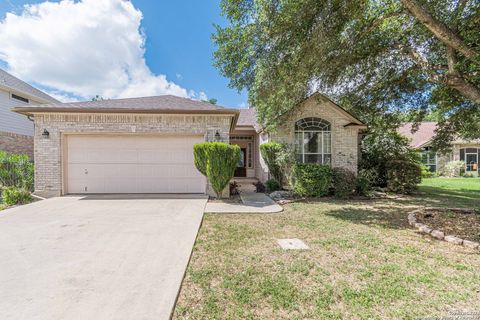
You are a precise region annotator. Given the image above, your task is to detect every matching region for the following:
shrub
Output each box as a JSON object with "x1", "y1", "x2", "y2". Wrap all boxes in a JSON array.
[
  {"x1": 205, "y1": 143, "x2": 241, "y2": 198},
  {"x1": 193, "y1": 143, "x2": 209, "y2": 176},
  {"x1": 386, "y1": 160, "x2": 422, "y2": 193},
  {"x1": 360, "y1": 130, "x2": 420, "y2": 188},
  {"x1": 254, "y1": 181, "x2": 266, "y2": 193},
  {"x1": 291, "y1": 164, "x2": 332, "y2": 197},
  {"x1": 265, "y1": 179, "x2": 281, "y2": 192},
  {"x1": 439, "y1": 160, "x2": 465, "y2": 177},
  {"x1": 2, "y1": 187, "x2": 32, "y2": 206},
  {"x1": 356, "y1": 169, "x2": 376, "y2": 196},
  {"x1": 332, "y1": 167, "x2": 356, "y2": 198},
  {"x1": 0, "y1": 151, "x2": 34, "y2": 190},
  {"x1": 230, "y1": 181, "x2": 239, "y2": 196},
  {"x1": 260, "y1": 142, "x2": 283, "y2": 184},
  {"x1": 420, "y1": 164, "x2": 435, "y2": 178}
]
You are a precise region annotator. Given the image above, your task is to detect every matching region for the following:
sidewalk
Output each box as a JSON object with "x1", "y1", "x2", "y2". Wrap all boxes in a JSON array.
[{"x1": 205, "y1": 191, "x2": 283, "y2": 213}]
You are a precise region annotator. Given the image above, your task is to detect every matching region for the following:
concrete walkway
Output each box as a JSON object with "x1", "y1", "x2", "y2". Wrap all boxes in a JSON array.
[
  {"x1": 205, "y1": 192, "x2": 283, "y2": 213},
  {"x1": 0, "y1": 195, "x2": 207, "y2": 320}
]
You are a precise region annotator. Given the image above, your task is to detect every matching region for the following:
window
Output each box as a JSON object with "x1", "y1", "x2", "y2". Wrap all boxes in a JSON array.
[
  {"x1": 11, "y1": 94, "x2": 29, "y2": 103},
  {"x1": 421, "y1": 147, "x2": 437, "y2": 172},
  {"x1": 294, "y1": 117, "x2": 331, "y2": 164},
  {"x1": 460, "y1": 148, "x2": 479, "y2": 173}
]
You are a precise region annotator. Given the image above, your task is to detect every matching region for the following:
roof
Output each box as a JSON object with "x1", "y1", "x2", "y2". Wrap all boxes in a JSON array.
[
  {"x1": 12, "y1": 95, "x2": 238, "y2": 116},
  {"x1": 0, "y1": 68, "x2": 59, "y2": 104},
  {"x1": 236, "y1": 92, "x2": 367, "y2": 131},
  {"x1": 398, "y1": 122, "x2": 437, "y2": 148}
]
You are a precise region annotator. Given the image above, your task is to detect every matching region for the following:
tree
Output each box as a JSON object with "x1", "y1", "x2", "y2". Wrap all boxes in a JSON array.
[{"x1": 213, "y1": 0, "x2": 480, "y2": 150}]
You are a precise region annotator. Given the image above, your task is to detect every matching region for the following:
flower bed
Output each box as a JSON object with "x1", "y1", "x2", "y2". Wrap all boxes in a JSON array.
[{"x1": 408, "y1": 207, "x2": 480, "y2": 251}]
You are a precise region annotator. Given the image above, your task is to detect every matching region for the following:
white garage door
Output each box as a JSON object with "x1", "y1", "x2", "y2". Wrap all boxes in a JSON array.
[{"x1": 66, "y1": 135, "x2": 206, "y2": 194}]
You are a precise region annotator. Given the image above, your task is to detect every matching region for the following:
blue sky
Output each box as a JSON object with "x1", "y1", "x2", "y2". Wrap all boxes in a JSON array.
[{"x1": 0, "y1": 0, "x2": 248, "y2": 108}]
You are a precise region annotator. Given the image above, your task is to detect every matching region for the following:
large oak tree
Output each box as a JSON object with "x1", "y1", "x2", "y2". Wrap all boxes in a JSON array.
[{"x1": 213, "y1": 0, "x2": 480, "y2": 149}]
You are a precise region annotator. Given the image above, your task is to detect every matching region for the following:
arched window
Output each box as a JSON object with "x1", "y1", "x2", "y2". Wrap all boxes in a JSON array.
[{"x1": 294, "y1": 117, "x2": 331, "y2": 164}]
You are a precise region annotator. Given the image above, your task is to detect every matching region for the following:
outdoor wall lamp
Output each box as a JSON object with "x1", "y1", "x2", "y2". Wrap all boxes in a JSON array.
[
  {"x1": 214, "y1": 130, "x2": 221, "y2": 141},
  {"x1": 42, "y1": 129, "x2": 50, "y2": 139}
]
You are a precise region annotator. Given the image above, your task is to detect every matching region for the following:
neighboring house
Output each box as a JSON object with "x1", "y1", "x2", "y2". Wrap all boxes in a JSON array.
[
  {"x1": 13, "y1": 93, "x2": 366, "y2": 198},
  {"x1": 398, "y1": 122, "x2": 480, "y2": 176},
  {"x1": 0, "y1": 68, "x2": 59, "y2": 157}
]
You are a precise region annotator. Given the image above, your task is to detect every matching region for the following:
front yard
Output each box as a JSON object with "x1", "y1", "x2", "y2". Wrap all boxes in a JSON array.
[{"x1": 174, "y1": 178, "x2": 480, "y2": 319}]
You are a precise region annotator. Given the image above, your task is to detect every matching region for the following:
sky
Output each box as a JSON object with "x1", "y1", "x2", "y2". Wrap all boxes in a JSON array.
[{"x1": 0, "y1": 0, "x2": 248, "y2": 108}]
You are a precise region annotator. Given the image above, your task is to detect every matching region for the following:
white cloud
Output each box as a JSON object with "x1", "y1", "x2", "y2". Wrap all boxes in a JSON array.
[
  {"x1": 0, "y1": 0, "x2": 196, "y2": 101},
  {"x1": 238, "y1": 102, "x2": 248, "y2": 108}
]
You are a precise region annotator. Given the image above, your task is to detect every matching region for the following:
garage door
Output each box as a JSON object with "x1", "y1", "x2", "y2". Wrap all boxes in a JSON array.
[{"x1": 66, "y1": 135, "x2": 206, "y2": 194}]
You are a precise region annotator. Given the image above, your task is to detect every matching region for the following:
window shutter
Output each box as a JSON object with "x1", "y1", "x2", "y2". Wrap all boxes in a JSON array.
[{"x1": 460, "y1": 148, "x2": 465, "y2": 161}]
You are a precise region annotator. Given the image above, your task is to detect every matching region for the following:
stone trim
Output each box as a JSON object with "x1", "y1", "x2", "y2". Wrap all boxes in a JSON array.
[{"x1": 408, "y1": 207, "x2": 480, "y2": 251}]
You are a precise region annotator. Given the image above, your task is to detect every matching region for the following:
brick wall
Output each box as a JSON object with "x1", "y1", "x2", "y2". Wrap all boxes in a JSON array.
[
  {"x1": 33, "y1": 113, "x2": 232, "y2": 197},
  {"x1": 269, "y1": 95, "x2": 362, "y2": 174},
  {"x1": 0, "y1": 131, "x2": 33, "y2": 158}
]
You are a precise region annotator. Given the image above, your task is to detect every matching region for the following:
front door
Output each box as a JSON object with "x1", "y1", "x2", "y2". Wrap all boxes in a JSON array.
[{"x1": 234, "y1": 148, "x2": 247, "y2": 177}]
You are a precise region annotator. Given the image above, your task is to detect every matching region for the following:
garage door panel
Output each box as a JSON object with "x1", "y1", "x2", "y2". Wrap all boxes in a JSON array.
[{"x1": 66, "y1": 135, "x2": 205, "y2": 194}]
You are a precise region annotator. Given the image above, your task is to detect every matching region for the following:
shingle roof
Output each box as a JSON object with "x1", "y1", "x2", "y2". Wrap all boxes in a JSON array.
[
  {"x1": 398, "y1": 122, "x2": 437, "y2": 148},
  {"x1": 0, "y1": 68, "x2": 59, "y2": 103},
  {"x1": 12, "y1": 95, "x2": 237, "y2": 115},
  {"x1": 237, "y1": 108, "x2": 257, "y2": 126}
]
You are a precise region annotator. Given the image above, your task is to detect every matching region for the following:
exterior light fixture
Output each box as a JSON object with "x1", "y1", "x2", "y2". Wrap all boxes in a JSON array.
[
  {"x1": 42, "y1": 129, "x2": 50, "y2": 139},
  {"x1": 214, "y1": 130, "x2": 221, "y2": 141}
]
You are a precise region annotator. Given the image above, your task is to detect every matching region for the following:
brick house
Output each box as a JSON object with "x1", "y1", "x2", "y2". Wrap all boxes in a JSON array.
[
  {"x1": 399, "y1": 122, "x2": 480, "y2": 176},
  {"x1": 13, "y1": 93, "x2": 366, "y2": 197},
  {"x1": 0, "y1": 68, "x2": 59, "y2": 158}
]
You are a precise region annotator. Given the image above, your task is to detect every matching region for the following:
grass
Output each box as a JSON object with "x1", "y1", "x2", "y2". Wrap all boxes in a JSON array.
[
  {"x1": 417, "y1": 177, "x2": 480, "y2": 208},
  {"x1": 174, "y1": 178, "x2": 480, "y2": 319}
]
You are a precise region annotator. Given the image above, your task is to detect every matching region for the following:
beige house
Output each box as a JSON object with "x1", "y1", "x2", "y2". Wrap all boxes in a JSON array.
[
  {"x1": 13, "y1": 93, "x2": 366, "y2": 197},
  {"x1": 399, "y1": 122, "x2": 480, "y2": 176},
  {"x1": 0, "y1": 68, "x2": 59, "y2": 157}
]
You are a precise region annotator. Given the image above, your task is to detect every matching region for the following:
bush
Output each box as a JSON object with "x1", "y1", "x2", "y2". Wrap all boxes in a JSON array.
[
  {"x1": 205, "y1": 142, "x2": 241, "y2": 198},
  {"x1": 193, "y1": 143, "x2": 209, "y2": 176},
  {"x1": 265, "y1": 179, "x2": 281, "y2": 192},
  {"x1": 260, "y1": 142, "x2": 283, "y2": 184},
  {"x1": 360, "y1": 130, "x2": 420, "y2": 188},
  {"x1": 356, "y1": 169, "x2": 376, "y2": 196},
  {"x1": 254, "y1": 181, "x2": 266, "y2": 193},
  {"x1": 2, "y1": 187, "x2": 32, "y2": 206},
  {"x1": 439, "y1": 160, "x2": 465, "y2": 177},
  {"x1": 0, "y1": 151, "x2": 34, "y2": 190},
  {"x1": 332, "y1": 167, "x2": 356, "y2": 198},
  {"x1": 420, "y1": 164, "x2": 435, "y2": 178},
  {"x1": 386, "y1": 160, "x2": 422, "y2": 193},
  {"x1": 291, "y1": 164, "x2": 332, "y2": 197}
]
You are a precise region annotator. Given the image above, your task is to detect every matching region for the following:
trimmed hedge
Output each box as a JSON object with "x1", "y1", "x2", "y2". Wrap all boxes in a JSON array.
[
  {"x1": 292, "y1": 164, "x2": 332, "y2": 197},
  {"x1": 332, "y1": 167, "x2": 356, "y2": 198},
  {"x1": 194, "y1": 142, "x2": 240, "y2": 198},
  {"x1": 193, "y1": 143, "x2": 209, "y2": 176},
  {"x1": 386, "y1": 160, "x2": 422, "y2": 193}
]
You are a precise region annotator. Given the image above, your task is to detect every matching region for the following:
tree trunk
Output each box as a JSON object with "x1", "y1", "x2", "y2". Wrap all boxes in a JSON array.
[
  {"x1": 400, "y1": 0, "x2": 477, "y2": 59},
  {"x1": 445, "y1": 75, "x2": 480, "y2": 104}
]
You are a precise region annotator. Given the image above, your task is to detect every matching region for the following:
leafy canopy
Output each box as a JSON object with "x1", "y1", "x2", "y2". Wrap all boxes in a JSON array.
[{"x1": 213, "y1": 0, "x2": 480, "y2": 149}]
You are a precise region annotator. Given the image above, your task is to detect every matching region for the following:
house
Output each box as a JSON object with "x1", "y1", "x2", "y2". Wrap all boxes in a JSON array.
[
  {"x1": 398, "y1": 122, "x2": 480, "y2": 176},
  {"x1": 12, "y1": 93, "x2": 366, "y2": 198},
  {"x1": 0, "y1": 68, "x2": 59, "y2": 157}
]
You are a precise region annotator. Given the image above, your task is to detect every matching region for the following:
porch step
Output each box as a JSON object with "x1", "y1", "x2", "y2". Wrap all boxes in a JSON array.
[{"x1": 231, "y1": 178, "x2": 259, "y2": 193}]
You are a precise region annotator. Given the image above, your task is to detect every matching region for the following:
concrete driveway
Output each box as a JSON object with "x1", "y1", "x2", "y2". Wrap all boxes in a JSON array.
[{"x1": 0, "y1": 195, "x2": 207, "y2": 320}]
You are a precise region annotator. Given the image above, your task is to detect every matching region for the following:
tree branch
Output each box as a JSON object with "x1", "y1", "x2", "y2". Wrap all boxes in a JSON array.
[{"x1": 400, "y1": 0, "x2": 477, "y2": 59}]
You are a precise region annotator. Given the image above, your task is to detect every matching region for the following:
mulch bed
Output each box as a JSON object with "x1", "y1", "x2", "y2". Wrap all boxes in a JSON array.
[{"x1": 416, "y1": 209, "x2": 480, "y2": 242}]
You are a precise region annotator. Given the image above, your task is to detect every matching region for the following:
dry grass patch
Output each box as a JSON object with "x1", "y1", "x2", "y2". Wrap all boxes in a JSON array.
[{"x1": 174, "y1": 197, "x2": 480, "y2": 319}]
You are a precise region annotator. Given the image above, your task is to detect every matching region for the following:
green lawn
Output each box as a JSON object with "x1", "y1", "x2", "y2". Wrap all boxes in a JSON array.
[
  {"x1": 174, "y1": 178, "x2": 480, "y2": 319},
  {"x1": 417, "y1": 177, "x2": 480, "y2": 208}
]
